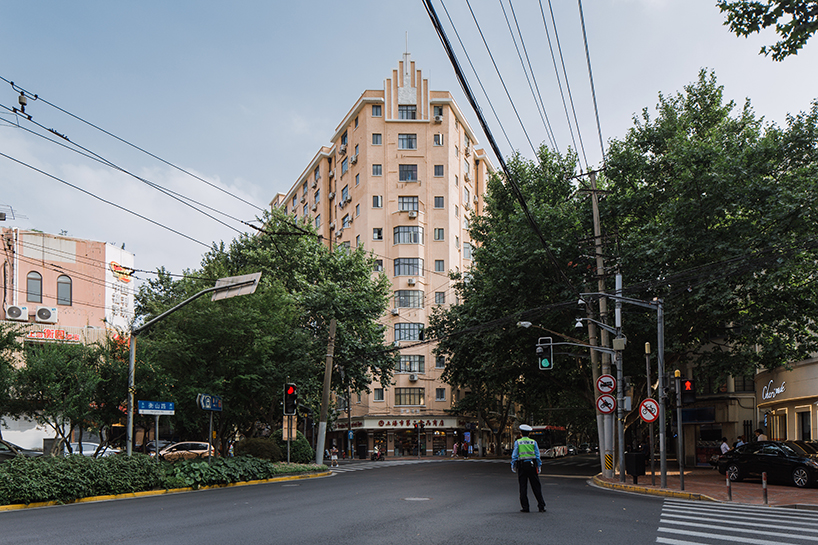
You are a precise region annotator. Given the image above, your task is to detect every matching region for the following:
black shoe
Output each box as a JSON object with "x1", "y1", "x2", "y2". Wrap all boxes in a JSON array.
[
  {"x1": 538, "y1": 507, "x2": 546, "y2": 512},
  {"x1": 520, "y1": 509, "x2": 529, "y2": 513}
]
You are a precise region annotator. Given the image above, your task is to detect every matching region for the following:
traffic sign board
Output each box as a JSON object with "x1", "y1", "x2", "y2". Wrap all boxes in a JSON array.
[
  {"x1": 596, "y1": 374, "x2": 616, "y2": 394},
  {"x1": 596, "y1": 394, "x2": 616, "y2": 414},
  {"x1": 639, "y1": 398, "x2": 660, "y2": 423},
  {"x1": 196, "y1": 393, "x2": 223, "y2": 411},
  {"x1": 138, "y1": 400, "x2": 175, "y2": 415}
]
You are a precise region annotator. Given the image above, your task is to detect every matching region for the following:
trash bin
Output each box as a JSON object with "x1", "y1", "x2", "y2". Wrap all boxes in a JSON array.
[{"x1": 625, "y1": 452, "x2": 646, "y2": 484}]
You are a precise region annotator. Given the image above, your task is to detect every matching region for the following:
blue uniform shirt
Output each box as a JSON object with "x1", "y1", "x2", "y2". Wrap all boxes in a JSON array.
[{"x1": 511, "y1": 437, "x2": 541, "y2": 470}]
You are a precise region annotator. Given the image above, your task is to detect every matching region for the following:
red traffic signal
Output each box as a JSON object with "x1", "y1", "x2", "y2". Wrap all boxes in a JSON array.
[
  {"x1": 284, "y1": 383, "x2": 298, "y2": 415},
  {"x1": 681, "y1": 379, "x2": 696, "y2": 404}
]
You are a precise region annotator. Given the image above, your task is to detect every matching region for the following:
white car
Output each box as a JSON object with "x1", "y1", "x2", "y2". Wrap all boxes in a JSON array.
[{"x1": 65, "y1": 442, "x2": 120, "y2": 457}]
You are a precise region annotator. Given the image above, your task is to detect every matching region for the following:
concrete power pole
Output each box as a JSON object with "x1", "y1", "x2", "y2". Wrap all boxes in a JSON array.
[{"x1": 315, "y1": 319, "x2": 337, "y2": 466}]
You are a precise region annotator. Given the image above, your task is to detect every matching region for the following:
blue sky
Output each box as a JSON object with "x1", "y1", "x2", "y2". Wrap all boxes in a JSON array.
[{"x1": 1, "y1": 1, "x2": 816, "y2": 280}]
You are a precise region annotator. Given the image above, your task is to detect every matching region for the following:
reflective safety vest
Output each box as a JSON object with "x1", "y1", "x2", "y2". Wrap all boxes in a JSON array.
[{"x1": 516, "y1": 438, "x2": 537, "y2": 460}]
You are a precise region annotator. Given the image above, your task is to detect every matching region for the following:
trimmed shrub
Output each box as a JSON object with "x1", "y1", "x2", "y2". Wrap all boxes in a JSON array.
[
  {"x1": 271, "y1": 429, "x2": 314, "y2": 464},
  {"x1": 233, "y1": 437, "x2": 283, "y2": 461}
]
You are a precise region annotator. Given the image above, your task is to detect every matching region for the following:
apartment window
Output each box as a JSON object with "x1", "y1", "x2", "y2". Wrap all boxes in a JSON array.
[
  {"x1": 372, "y1": 133, "x2": 382, "y2": 145},
  {"x1": 436, "y1": 355, "x2": 446, "y2": 369},
  {"x1": 435, "y1": 292, "x2": 445, "y2": 305},
  {"x1": 454, "y1": 205, "x2": 459, "y2": 218},
  {"x1": 56, "y1": 275, "x2": 72, "y2": 306},
  {"x1": 434, "y1": 196, "x2": 444, "y2": 208},
  {"x1": 341, "y1": 131, "x2": 348, "y2": 146},
  {"x1": 433, "y1": 133, "x2": 444, "y2": 146},
  {"x1": 398, "y1": 355, "x2": 425, "y2": 373},
  {"x1": 355, "y1": 173, "x2": 359, "y2": 186},
  {"x1": 303, "y1": 204, "x2": 308, "y2": 216},
  {"x1": 434, "y1": 228, "x2": 444, "y2": 241},
  {"x1": 354, "y1": 116, "x2": 359, "y2": 128},
  {"x1": 355, "y1": 144, "x2": 359, "y2": 155},
  {"x1": 356, "y1": 204, "x2": 360, "y2": 216},
  {"x1": 314, "y1": 166, "x2": 320, "y2": 181},
  {"x1": 395, "y1": 290, "x2": 424, "y2": 308},
  {"x1": 26, "y1": 271, "x2": 42, "y2": 303},
  {"x1": 394, "y1": 226, "x2": 424, "y2": 244},
  {"x1": 374, "y1": 259, "x2": 384, "y2": 272},
  {"x1": 398, "y1": 105, "x2": 417, "y2": 120},
  {"x1": 398, "y1": 134, "x2": 417, "y2": 150},
  {"x1": 292, "y1": 195, "x2": 297, "y2": 208},
  {"x1": 463, "y1": 216, "x2": 470, "y2": 230},
  {"x1": 395, "y1": 323, "x2": 424, "y2": 342},
  {"x1": 373, "y1": 164, "x2": 383, "y2": 176},
  {"x1": 314, "y1": 189, "x2": 320, "y2": 204},
  {"x1": 464, "y1": 134, "x2": 471, "y2": 148},
  {"x1": 302, "y1": 182, "x2": 308, "y2": 195},
  {"x1": 464, "y1": 159, "x2": 470, "y2": 174},
  {"x1": 464, "y1": 242, "x2": 473, "y2": 260},
  {"x1": 394, "y1": 258, "x2": 423, "y2": 276},
  {"x1": 372, "y1": 104, "x2": 382, "y2": 117},
  {"x1": 341, "y1": 185, "x2": 349, "y2": 202},
  {"x1": 373, "y1": 228, "x2": 383, "y2": 240},
  {"x1": 315, "y1": 215, "x2": 321, "y2": 229},
  {"x1": 434, "y1": 165, "x2": 444, "y2": 177},
  {"x1": 373, "y1": 195, "x2": 383, "y2": 208},
  {"x1": 399, "y1": 164, "x2": 418, "y2": 181},
  {"x1": 342, "y1": 214, "x2": 351, "y2": 229},
  {"x1": 455, "y1": 174, "x2": 458, "y2": 186},
  {"x1": 341, "y1": 241, "x2": 351, "y2": 251},
  {"x1": 434, "y1": 105, "x2": 443, "y2": 117},
  {"x1": 464, "y1": 187, "x2": 470, "y2": 203},
  {"x1": 395, "y1": 387, "x2": 424, "y2": 406},
  {"x1": 374, "y1": 388, "x2": 384, "y2": 402},
  {"x1": 341, "y1": 157, "x2": 349, "y2": 175},
  {"x1": 435, "y1": 388, "x2": 446, "y2": 402},
  {"x1": 356, "y1": 234, "x2": 361, "y2": 247},
  {"x1": 435, "y1": 260, "x2": 445, "y2": 272},
  {"x1": 455, "y1": 236, "x2": 460, "y2": 249},
  {"x1": 398, "y1": 196, "x2": 419, "y2": 211}
]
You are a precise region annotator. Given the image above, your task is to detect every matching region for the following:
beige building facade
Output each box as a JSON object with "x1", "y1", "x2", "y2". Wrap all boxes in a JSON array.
[{"x1": 271, "y1": 54, "x2": 494, "y2": 458}]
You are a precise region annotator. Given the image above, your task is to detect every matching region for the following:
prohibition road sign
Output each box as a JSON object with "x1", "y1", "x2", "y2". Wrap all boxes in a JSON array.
[
  {"x1": 639, "y1": 398, "x2": 660, "y2": 423},
  {"x1": 596, "y1": 374, "x2": 616, "y2": 395},
  {"x1": 596, "y1": 394, "x2": 616, "y2": 414}
]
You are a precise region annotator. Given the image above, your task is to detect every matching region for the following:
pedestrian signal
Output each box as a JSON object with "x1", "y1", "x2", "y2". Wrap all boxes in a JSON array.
[{"x1": 681, "y1": 379, "x2": 696, "y2": 404}]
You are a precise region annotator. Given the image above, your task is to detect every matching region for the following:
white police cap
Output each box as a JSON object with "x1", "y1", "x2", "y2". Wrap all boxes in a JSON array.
[{"x1": 519, "y1": 424, "x2": 532, "y2": 432}]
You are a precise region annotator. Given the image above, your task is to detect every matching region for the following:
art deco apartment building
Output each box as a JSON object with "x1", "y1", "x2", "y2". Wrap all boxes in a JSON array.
[{"x1": 270, "y1": 54, "x2": 494, "y2": 458}]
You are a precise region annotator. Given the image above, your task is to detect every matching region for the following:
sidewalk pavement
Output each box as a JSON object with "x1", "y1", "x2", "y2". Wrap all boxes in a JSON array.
[{"x1": 593, "y1": 465, "x2": 818, "y2": 508}]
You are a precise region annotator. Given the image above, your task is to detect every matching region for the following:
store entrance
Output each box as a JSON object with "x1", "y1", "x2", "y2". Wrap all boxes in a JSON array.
[{"x1": 394, "y1": 429, "x2": 424, "y2": 457}]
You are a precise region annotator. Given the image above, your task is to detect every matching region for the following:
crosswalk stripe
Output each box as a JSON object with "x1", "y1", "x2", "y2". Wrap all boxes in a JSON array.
[
  {"x1": 661, "y1": 513, "x2": 818, "y2": 533},
  {"x1": 658, "y1": 527, "x2": 800, "y2": 545},
  {"x1": 660, "y1": 518, "x2": 818, "y2": 542},
  {"x1": 657, "y1": 538, "x2": 717, "y2": 545}
]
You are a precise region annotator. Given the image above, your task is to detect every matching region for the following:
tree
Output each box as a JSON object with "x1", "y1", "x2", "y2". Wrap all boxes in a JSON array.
[
  {"x1": 134, "y1": 210, "x2": 394, "y2": 451},
  {"x1": 603, "y1": 70, "x2": 818, "y2": 385},
  {"x1": 718, "y1": 0, "x2": 818, "y2": 60},
  {"x1": 0, "y1": 322, "x2": 23, "y2": 441}
]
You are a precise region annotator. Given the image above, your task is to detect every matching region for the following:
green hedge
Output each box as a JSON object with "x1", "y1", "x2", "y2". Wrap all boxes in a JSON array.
[
  {"x1": 0, "y1": 454, "x2": 326, "y2": 505},
  {"x1": 233, "y1": 437, "x2": 283, "y2": 461}
]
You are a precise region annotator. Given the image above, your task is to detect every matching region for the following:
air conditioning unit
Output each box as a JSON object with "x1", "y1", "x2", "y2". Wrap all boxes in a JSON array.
[
  {"x1": 36, "y1": 306, "x2": 58, "y2": 323},
  {"x1": 311, "y1": 180, "x2": 317, "y2": 189},
  {"x1": 347, "y1": 216, "x2": 353, "y2": 224},
  {"x1": 407, "y1": 278, "x2": 416, "y2": 286},
  {"x1": 329, "y1": 170, "x2": 335, "y2": 178},
  {"x1": 350, "y1": 154, "x2": 358, "y2": 165},
  {"x1": 340, "y1": 144, "x2": 347, "y2": 155},
  {"x1": 328, "y1": 192, "x2": 336, "y2": 200},
  {"x1": 329, "y1": 221, "x2": 335, "y2": 230},
  {"x1": 473, "y1": 195, "x2": 478, "y2": 203},
  {"x1": 408, "y1": 210, "x2": 417, "y2": 218},
  {"x1": 409, "y1": 373, "x2": 418, "y2": 382},
  {"x1": 335, "y1": 230, "x2": 343, "y2": 238},
  {"x1": 464, "y1": 172, "x2": 471, "y2": 183},
  {"x1": 391, "y1": 308, "x2": 399, "y2": 316},
  {"x1": 300, "y1": 196, "x2": 306, "y2": 204},
  {"x1": 311, "y1": 204, "x2": 317, "y2": 211},
  {"x1": 393, "y1": 340, "x2": 401, "y2": 348},
  {"x1": 5, "y1": 305, "x2": 28, "y2": 321},
  {"x1": 434, "y1": 115, "x2": 443, "y2": 123},
  {"x1": 464, "y1": 146, "x2": 471, "y2": 156}
]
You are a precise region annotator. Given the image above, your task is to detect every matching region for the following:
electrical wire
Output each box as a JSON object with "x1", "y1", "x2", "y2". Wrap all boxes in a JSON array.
[{"x1": 577, "y1": 0, "x2": 606, "y2": 166}]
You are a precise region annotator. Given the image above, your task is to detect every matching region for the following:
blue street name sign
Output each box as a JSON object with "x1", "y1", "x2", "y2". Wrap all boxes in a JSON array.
[
  {"x1": 197, "y1": 393, "x2": 223, "y2": 412},
  {"x1": 138, "y1": 400, "x2": 175, "y2": 415}
]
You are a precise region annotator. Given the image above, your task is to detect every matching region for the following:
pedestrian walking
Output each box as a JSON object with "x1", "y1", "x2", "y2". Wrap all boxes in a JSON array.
[
  {"x1": 330, "y1": 446, "x2": 339, "y2": 467},
  {"x1": 511, "y1": 424, "x2": 546, "y2": 513},
  {"x1": 452, "y1": 441, "x2": 458, "y2": 458},
  {"x1": 754, "y1": 429, "x2": 768, "y2": 441},
  {"x1": 720, "y1": 437, "x2": 730, "y2": 454}
]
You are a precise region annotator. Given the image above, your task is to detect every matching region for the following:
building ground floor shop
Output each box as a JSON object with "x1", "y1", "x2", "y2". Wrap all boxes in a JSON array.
[{"x1": 328, "y1": 416, "x2": 490, "y2": 459}]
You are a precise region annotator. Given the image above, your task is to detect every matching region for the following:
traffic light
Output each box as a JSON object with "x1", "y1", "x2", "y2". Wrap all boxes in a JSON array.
[
  {"x1": 284, "y1": 383, "x2": 298, "y2": 415},
  {"x1": 681, "y1": 378, "x2": 696, "y2": 404},
  {"x1": 536, "y1": 337, "x2": 553, "y2": 370}
]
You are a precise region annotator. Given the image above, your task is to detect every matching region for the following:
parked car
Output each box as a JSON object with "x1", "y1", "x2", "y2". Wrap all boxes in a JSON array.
[
  {"x1": 717, "y1": 440, "x2": 818, "y2": 488},
  {"x1": 156, "y1": 441, "x2": 214, "y2": 462},
  {"x1": 0, "y1": 439, "x2": 42, "y2": 461},
  {"x1": 566, "y1": 444, "x2": 578, "y2": 455},
  {"x1": 65, "y1": 442, "x2": 120, "y2": 457},
  {"x1": 140, "y1": 440, "x2": 174, "y2": 455},
  {"x1": 579, "y1": 443, "x2": 590, "y2": 453}
]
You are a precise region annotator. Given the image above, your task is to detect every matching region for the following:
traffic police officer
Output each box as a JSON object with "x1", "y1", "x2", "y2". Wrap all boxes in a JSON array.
[{"x1": 511, "y1": 424, "x2": 546, "y2": 512}]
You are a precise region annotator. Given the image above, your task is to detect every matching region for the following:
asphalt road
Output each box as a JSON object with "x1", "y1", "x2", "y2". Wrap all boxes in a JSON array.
[{"x1": 1, "y1": 456, "x2": 666, "y2": 545}]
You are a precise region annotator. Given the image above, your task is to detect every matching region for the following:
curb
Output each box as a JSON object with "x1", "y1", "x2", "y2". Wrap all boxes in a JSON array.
[
  {"x1": 0, "y1": 470, "x2": 332, "y2": 512},
  {"x1": 591, "y1": 474, "x2": 720, "y2": 502}
]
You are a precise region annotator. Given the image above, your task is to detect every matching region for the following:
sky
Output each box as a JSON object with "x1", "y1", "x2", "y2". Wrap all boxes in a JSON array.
[{"x1": 1, "y1": 1, "x2": 816, "y2": 286}]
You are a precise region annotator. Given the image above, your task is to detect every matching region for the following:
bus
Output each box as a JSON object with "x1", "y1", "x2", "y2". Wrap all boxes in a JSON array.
[{"x1": 529, "y1": 425, "x2": 568, "y2": 458}]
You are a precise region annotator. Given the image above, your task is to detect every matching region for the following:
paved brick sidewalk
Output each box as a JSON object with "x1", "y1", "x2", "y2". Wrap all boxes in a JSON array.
[{"x1": 594, "y1": 466, "x2": 818, "y2": 507}]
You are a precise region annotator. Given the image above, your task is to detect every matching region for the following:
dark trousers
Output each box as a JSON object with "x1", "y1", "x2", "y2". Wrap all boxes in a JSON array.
[{"x1": 517, "y1": 461, "x2": 545, "y2": 511}]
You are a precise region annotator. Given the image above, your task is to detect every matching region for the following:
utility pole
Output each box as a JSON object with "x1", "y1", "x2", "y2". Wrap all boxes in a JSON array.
[{"x1": 315, "y1": 319, "x2": 337, "y2": 466}]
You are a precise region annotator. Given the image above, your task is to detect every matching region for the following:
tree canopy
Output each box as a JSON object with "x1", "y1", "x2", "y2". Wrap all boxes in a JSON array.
[{"x1": 718, "y1": 0, "x2": 818, "y2": 60}]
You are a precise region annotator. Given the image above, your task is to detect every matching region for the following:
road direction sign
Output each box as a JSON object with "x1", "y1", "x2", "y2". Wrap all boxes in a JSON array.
[
  {"x1": 197, "y1": 393, "x2": 223, "y2": 411},
  {"x1": 596, "y1": 394, "x2": 616, "y2": 414},
  {"x1": 596, "y1": 374, "x2": 616, "y2": 394},
  {"x1": 639, "y1": 398, "x2": 660, "y2": 423},
  {"x1": 138, "y1": 400, "x2": 175, "y2": 415}
]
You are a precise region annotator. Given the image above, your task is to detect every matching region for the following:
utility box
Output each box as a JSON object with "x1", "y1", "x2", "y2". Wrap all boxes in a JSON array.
[{"x1": 625, "y1": 452, "x2": 646, "y2": 484}]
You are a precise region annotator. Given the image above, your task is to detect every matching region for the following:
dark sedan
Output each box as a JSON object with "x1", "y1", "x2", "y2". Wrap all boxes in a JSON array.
[
  {"x1": 717, "y1": 440, "x2": 818, "y2": 488},
  {"x1": 0, "y1": 439, "x2": 43, "y2": 461}
]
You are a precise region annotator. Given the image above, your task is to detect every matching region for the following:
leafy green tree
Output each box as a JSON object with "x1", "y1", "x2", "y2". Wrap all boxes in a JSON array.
[
  {"x1": 0, "y1": 322, "x2": 23, "y2": 441},
  {"x1": 603, "y1": 70, "x2": 818, "y2": 386},
  {"x1": 718, "y1": 0, "x2": 818, "y2": 60}
]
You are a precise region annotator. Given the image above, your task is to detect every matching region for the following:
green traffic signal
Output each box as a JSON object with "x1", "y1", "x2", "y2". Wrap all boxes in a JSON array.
[{"x1": 536, "y1": 338, "x2": 553, "y2": 371}]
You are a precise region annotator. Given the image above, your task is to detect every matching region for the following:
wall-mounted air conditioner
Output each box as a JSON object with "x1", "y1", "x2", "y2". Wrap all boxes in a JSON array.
[
  {"x1": 5, "y1": 305, "x2": 28, "y2": 321},
  {"x1": 328, "y1": 192, "x2": 336, "y2": 200},
  {"x1": 408, "y1": 210, "x2": 417, "y2": 219},
  {"x1": 464, "y1": 172, "x2": 471, "y2": 183},
  {"x1": 335, "y1": 230, "x2": 343, "y2": 238},
  {"x1": 311, "y1": 204, "x2": 317, "y2": 211},
  {"x1": 347, "y1": 216, "x2": 353, "y2": 224},
  {"x1": 464, "y1": 146, "x2": 471, "y2": 156},
  {"x1": 329, "y1": 170, "x2": 335, "y2": 178},
  {"x1": 340, "y1": 144, "x2": 347, "y2": 155},
  {"x1": 473, "y1": 195, "x2": 478, "y2": 203},
  {"x1": 311, "y1": 180, "x2": 317, "y2": 189},
  {"x1": 434, "y1": 115, "x2": 443, "y2": 123},
  {"x1": 329, "y1": 221, "x2": 335, "y2": 230},
  {"x1": 407, "y1": 278, "x2": 416, "y2": 286},
  {"x1": 36, "y1": 306, "x2": 58, "y2": 324},
  {"x1": 409, "y1": 373, "x2": 418, "y2": 382},
  {"x1": 391, "y1": 308, "x2": 399, "y2": 316},
  {"x1": 393, "y1": 341, "x2": 401, "y2": 348},
  {"x1": 350, "y1": 154, "x2": 358, "y2": 165}
]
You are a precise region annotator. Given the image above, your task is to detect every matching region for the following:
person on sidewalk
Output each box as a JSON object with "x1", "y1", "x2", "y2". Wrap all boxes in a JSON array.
[
  {"x1": 720, "y1": 437, "x2": 730, "y2": 454},
  {"x1": 755, "y1": 429, "x2": 768, "y2": 441},
  {"x1": 511, "y1": 424, "x2": 546, "y2": 513}
]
